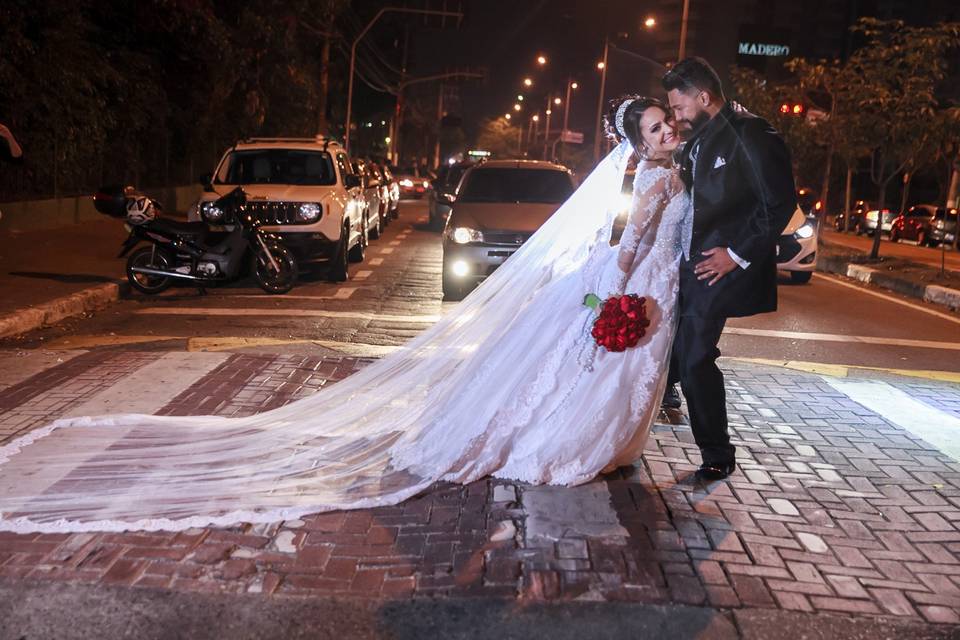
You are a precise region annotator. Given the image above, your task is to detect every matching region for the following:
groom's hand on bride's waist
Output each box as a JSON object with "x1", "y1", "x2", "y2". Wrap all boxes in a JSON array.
[{"x1": 694, "y1": 247, "x2": 739, "y2": 287}]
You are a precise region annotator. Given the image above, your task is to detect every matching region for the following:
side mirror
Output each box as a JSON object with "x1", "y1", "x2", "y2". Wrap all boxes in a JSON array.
[
  {"x1": 199, "y1": 173, "x2": 214, "y2": 192},
  {"x1": 344, "y1": 174, "x2": 361, "y2": 189}
]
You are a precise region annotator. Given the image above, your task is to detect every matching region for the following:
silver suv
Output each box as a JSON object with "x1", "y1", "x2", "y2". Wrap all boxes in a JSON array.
[{"x1": 191, "y1": 136, "x2": 368, "y2": 281}]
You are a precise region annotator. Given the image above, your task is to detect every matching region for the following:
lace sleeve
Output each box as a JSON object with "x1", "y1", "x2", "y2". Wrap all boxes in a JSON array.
[{"x1": 612, "y1": 165, "x2": 671, "y2": 294}]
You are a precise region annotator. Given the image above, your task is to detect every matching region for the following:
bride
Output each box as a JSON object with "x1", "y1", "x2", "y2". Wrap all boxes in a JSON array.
[{"x1": 0, "y1": 96, "x2": 688, "y2": 533}]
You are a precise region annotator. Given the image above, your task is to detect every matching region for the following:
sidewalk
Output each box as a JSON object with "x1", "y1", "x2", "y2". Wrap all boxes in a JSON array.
[
  {"x1": 1, "y1": 350, "x2": 959, "y2": 637},
  {"x1": 818, "y1": 230, "x2": 960, "y2": 310},
  {"x1": 0, "y1": 218, "x2": 130, "y2": 339}
]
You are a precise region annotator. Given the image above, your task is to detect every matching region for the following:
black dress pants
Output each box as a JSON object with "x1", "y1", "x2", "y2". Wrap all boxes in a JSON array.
[{"x1": 667, "y1": 315, "x2": 735, "y2": 466}]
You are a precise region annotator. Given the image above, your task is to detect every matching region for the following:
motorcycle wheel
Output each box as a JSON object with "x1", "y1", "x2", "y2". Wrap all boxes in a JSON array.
[
  {"x1": 252, "y1": 240, "x2": 298, "y2": 294},
  {"x1": 126, "y1": 246, "x2": 174, "y2": 294}
]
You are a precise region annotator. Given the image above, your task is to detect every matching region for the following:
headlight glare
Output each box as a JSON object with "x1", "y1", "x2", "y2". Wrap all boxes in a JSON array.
[
  {"x1": 795, "y1": 224, "x2": 815, "y2": 239},
  {"x1": 297, "y1": 202, "x2": 321, "y2": 222},
  {"x1": 450, "y1": 226, "x2": 483, "y2": 244},
  {"x1": 200, "y1": 202, "x2": 223, "y2": 222}
]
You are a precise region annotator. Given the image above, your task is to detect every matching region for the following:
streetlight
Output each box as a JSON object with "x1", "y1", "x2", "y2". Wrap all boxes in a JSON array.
[
  {"x1": 517, "y1": 95, "x2": 524, "y2": 101},
  {"x1": 505, "y1": 113, "x2": 512, "y2": 120},
  {"x1": 524, "y1": 77, "x2": 533, "y2": 87},
  {"x1": 537, "y1": 55, "x2": 547, "y2": 65},
  {"x1": 345, "y1": 6, "x2": 463, "y2": 152},
  {"x1": 514, "y1": 103, "x2": 522, "y2": 111},
  {"x1": 593, "y1": 21, "x2": 655, "y2": 161},
  {"x1": 559, "y1": 78, "x2": 578, "y2": 163},
  {"x1": 644, "y1": 16, "x2": 656, "y2": 28},
  {"x1": 554, "y1": 97, "x2": 562, "y2": 106}
]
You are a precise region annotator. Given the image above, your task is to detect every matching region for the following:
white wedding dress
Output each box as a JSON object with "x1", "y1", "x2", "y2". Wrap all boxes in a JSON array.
[{"x1": 0, "y1": 142, "x2": 687, "y2": 533}]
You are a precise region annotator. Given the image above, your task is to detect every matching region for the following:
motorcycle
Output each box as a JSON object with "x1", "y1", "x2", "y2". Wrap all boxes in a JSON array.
[{"x1": 94, "y1": 185, "x2": 298, "y2": 295}]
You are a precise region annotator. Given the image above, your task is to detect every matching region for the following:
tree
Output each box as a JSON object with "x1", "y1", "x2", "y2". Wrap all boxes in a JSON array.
[
  {"x1": 844, "y1": 18, "x2": 960, "y2": 259},
  {"x1": 475, "y1": 117, "x2": 522, "y2": 158}
]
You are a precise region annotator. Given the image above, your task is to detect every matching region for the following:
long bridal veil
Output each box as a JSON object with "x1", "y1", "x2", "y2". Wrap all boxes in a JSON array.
[{"x1": 0, "y1": 142, "x2": 634, "y2": 533}]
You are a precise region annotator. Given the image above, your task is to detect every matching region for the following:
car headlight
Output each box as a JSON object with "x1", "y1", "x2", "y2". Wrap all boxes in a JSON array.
[
  {"x1": 448, "y1": 226, "x2": 483, "y2": 244},
  {"x1": 400, "y1": 179, "x2": 414, "y2": 188},
  {"x1": 200, "y1": 201, "x2": 224, "y2": 222},
  {"x1": 794, "y1": 224, "x2": 815, "y2": 239},
  {"x1": 421, "y1": 181, "x2": 430, "y2": 189},
  {"x1": 297, "y1": 202, "x2": 321, "y2": 222}
]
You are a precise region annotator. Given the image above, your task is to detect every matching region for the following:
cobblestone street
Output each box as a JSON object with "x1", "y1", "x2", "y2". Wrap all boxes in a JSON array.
[{"x1": 2, "y1": 347, "x2": 960, "y2": 636}]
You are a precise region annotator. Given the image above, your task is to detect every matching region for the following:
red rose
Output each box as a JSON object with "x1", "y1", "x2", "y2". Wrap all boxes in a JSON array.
[{"x1": 590, "y1": 293, "x2": 649, "y2": 352}]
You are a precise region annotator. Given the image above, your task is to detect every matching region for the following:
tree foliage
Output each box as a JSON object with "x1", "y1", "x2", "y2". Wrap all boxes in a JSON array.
[{"x1": 0, "y1": 0, "x2": 351, "y2": 200}]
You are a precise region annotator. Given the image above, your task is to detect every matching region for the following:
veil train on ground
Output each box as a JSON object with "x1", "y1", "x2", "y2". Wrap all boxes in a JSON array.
[{"x1": 0, "y1": 142, "x2": 635, "y2": 534}]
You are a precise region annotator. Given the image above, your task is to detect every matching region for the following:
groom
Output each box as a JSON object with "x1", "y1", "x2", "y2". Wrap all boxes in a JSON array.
[{"x1": 661, "y1": 57, "x2": 797, "y2": 481}]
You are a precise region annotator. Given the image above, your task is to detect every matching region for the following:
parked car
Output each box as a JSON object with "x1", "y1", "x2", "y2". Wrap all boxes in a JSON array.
[
  {"x1": 396, "y1": 173, "x2": 430, "y2": 199},
  {"x1": 928, "y1": 206, "x2": 958, "y2": 248},
  {"x1": 428, "y1": 160, "x2": 475, "y2": 229},
  {"x1": 441, "y1": 160, "x2": 576, "y2": 300},
  {"x1": 373, "y1": 162, "x2": 400, "y2": 219},
  {"x1": 862, "y1": 207, "x2": 897, "y2": 236},
  {"x1": 833, "y1": 199, "x2": 871, "y2": 232},
  {"x1": 890, "y1": 204, "x2": 937, "y2": 246},
  {"x1": 777, "y1": 207, "x2": 818, "y2": 284},
  {"x1": 352, "y1": 158, "x2": 385, "y2": 239},
  {"x1": 189, "y1": 136, "x2": 366, "y2": 282}
]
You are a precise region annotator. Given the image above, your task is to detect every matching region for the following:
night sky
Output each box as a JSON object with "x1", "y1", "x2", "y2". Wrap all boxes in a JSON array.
[{"x1": 353, "y1": 0, "x2": 671, "y2": 145}]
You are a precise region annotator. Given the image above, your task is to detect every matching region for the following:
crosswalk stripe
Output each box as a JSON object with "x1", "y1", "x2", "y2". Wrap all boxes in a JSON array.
[
  {"x1": 723, "y1": 327, "x2": 960, "y2": 351},
  {"x1": 63, "y1": 352, "x2": 229, "y2": 418},
  {"x1": 0, "y1": 350, "x2": 85, "y2": 392},
  {"x1": 355, "y1": 270, "x2": 373, "y2": 280},
  {"x1": 369, "y1": 258, "x2": 384, "y2": 266},
  {"x1": 823, "y1": 377, "x2": 960, "y2": 462},
  {"x1": 134, "y1": 307, "x2": 442, "y2": 323},
  {"x1": 379, "y1": 248, "x2": 395, "y2": 254}
]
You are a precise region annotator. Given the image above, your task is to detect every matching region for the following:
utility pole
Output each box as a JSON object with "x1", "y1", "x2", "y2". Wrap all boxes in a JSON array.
[
  {"x1": 678, "y1": 0, "x2": 690, "y2": 60},
  {"x1": 592, "y1": 37, "x2": 610, "y2": 163},
  {"x1": 433, "y1": 82, "x2": 444, "y2": 169},
  {"x1": 345, "y1": 6, "x2": 462, "y2": 153}
]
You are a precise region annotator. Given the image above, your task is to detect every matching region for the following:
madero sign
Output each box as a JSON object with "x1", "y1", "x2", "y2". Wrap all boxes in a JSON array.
[{"x1": 737, "y1": 42, "x2": 790, "y2": 57}]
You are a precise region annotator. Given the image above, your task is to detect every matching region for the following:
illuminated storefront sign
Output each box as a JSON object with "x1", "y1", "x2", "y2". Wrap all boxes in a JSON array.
[{"x1": 737, "y1": 42, "x2": 791, "y2": 57}]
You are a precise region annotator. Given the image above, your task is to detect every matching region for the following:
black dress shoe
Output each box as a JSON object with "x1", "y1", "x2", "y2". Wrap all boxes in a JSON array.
[
  {"x1": 694, "y1": 462, "x2": 736, "y2": 482},
  {"x1": 661, "y1": 384, "x2": 682, "y2": 409}
]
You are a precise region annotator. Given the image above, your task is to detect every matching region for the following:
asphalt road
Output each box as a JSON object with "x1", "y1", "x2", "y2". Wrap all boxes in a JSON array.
[{"x1": 4, "y1": 200, "x2": 958, "y2": 377}]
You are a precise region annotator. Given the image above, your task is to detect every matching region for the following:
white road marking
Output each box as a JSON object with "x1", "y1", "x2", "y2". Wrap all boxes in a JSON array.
[
  {"x1": 354, "y1": 270, "x2": 373, "y2": 280},
  {"x1": 135, "y1": 307, "x2": 441, "y2": 323},
  {"x1": 369, "y1": 258, "x2": 384, "y2": 266},
  {"x1": 0, "y1": 350, "x2": 85, "y2": 391},
  {"x1": 824, "y1": 378, "x2": 960, "y2": 462},
  {"x1": 379, "y1": 247, "x2": 395, "y2": 254},
  {"x1": 723, "y1": 327, "x2": 960, "y2": 351},
  {"x1": 64, "y1": 352, "x2": 230, "y2": 418},
  {"x1": 332, "y1": 288, "x2": 356, "y2": 299},
  {"x1": 389, "y1": 240, "x2": 402, "y2": 246},
  {"x1": 813, "y1": 272, "x2": 960, "y2": 326}
]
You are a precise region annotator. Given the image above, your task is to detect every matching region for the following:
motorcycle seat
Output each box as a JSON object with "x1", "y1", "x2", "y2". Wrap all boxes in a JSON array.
[{"x1": 151, "y1": 218, "x2": 209, "y2": 237}]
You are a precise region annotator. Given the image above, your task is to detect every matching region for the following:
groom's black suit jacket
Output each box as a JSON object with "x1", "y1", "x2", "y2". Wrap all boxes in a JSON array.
[{"x1": 677, "y1": 103, "x2": 797, "y2": 319}]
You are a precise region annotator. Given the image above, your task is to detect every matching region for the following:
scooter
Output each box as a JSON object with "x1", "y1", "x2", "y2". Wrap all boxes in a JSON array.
[{"x1": 94, "y1": 185, "x2": 298, "y2": 295}]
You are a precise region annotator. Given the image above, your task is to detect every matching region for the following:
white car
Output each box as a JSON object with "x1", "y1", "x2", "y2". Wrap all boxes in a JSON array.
[
  {"x1": 190, "y1": 136, "x2": 368, "y2": 281},
  {"x1": 776, "y1": 207, "x2": 818, "y2": 284}
]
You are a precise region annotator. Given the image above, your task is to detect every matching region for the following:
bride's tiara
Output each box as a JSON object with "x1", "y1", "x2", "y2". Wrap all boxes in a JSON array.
[{"x1": 615, "y1": 98, "x2": 636, "y2": 138}]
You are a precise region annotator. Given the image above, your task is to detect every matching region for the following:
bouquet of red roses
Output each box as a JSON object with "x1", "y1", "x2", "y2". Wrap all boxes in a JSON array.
[{"x1": 583, "y1": 293, "x2": 650, "y2": 352}]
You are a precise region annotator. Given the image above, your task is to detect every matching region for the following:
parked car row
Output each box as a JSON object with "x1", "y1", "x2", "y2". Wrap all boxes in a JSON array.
[
  {"x1": 833, "y1": 200, "x2": 958, "y2": 248},
  {"x1": 188, "y1": 136, "x2": 400, "y2": 283}
]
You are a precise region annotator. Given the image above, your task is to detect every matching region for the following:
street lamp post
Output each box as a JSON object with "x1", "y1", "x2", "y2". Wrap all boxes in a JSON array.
[
  {"x1": 592, "y1": 37, "x2": 610, "y2": 163},
  {"x1": 559, "y1": 80, "x2": 577, "y2": 163},
  {"x1": 345, "y1": 6, "x2": 462, "y2": 154},
  {"x1": 678, "y1": 0, "x2": 690, "y2": 60}
]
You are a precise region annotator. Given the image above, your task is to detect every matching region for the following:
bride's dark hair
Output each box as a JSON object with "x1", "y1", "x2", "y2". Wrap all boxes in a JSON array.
[{"x1": 603, "y1": 95, "x2": 669, "y2": 157}]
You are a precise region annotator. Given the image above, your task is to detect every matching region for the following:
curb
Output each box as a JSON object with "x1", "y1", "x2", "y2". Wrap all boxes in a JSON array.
[
  {"x1": 0, "y1": 280, "x2": 129, "y2": 340},
  {"x1": 816, "y1": 254, "x2": 960, "y2": 311}
]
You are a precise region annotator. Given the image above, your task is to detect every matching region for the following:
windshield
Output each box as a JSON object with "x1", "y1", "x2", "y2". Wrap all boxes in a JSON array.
[
  {"x1": 215, "y1": 149, "x2": 337, "y2": 186},
  {"x1": 457, "y1": 168, "x2": 574, "y2": 204}
]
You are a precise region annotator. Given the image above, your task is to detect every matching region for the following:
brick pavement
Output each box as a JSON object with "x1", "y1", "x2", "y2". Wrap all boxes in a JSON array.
[{"x1": 1, "y1": 350, "x2": 960, "y2": 628}]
